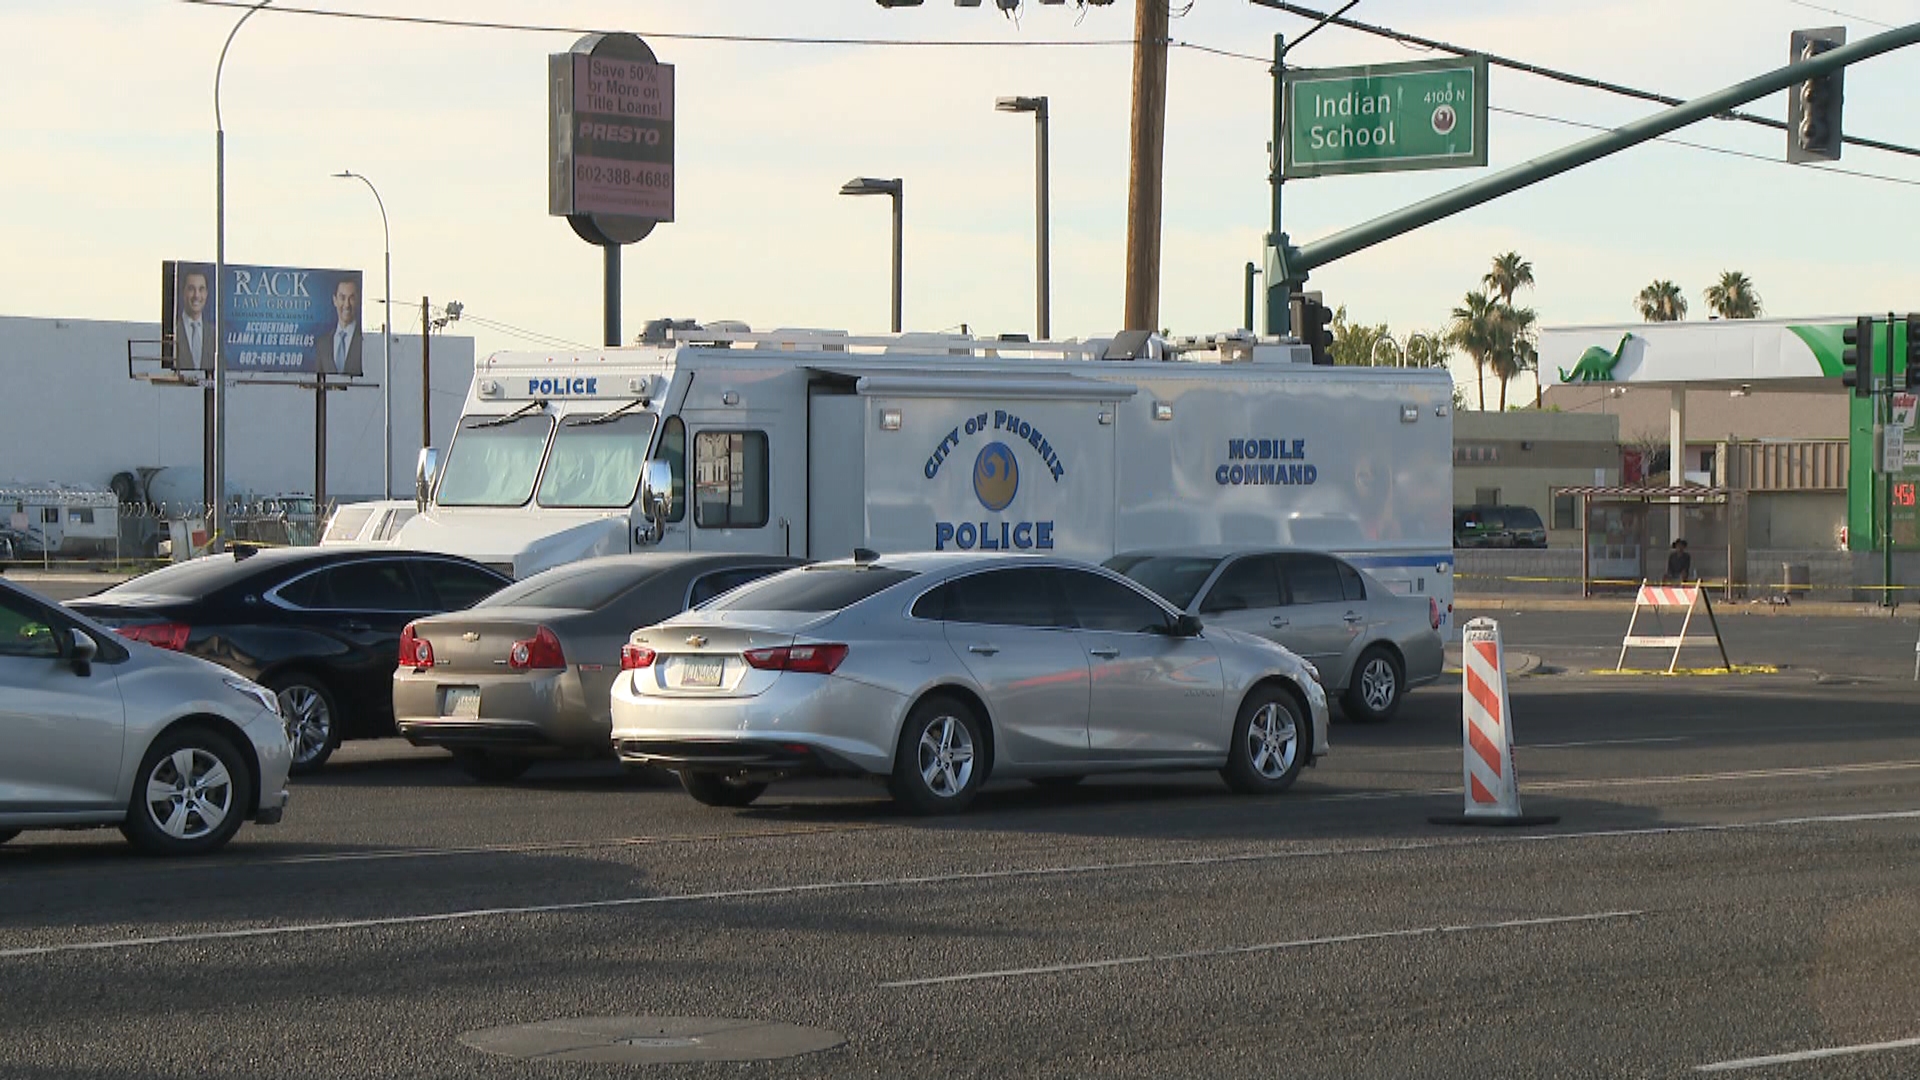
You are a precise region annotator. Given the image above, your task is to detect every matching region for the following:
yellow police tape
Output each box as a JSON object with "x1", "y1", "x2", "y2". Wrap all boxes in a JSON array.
[
  {"x1": 1454, "y1": 573, "x2": 1916, "y2": 593},
  {"x1": 1591, "y1": 665, "x2": 1780, "y2": 676}
]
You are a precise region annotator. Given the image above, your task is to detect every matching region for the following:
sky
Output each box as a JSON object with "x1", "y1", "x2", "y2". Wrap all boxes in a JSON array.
[{"x1": 6, "y1": 0, "x2": 1920, "y2": 405}]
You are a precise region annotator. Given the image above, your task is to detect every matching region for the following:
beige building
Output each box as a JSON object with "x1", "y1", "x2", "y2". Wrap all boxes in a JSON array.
[{"x1": 1451, "y1": 411, "x2": 1620, "y2": 547}]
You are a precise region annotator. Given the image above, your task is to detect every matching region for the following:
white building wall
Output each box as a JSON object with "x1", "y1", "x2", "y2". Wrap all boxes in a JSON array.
[{"x1": 0, "y1": 315, "x2": 473, "y2": 502}]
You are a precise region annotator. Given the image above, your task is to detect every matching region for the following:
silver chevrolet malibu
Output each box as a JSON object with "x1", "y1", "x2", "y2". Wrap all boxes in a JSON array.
[{"x1": 610, "y1": 551, "x2": 1330, "y2": 815}]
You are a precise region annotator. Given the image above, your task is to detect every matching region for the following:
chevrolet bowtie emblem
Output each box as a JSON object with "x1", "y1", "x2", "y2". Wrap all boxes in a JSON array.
[
  {"x1": 461, "y1": 632, "x2": 481, "y2": 642},
  {"x1": 686, "y1": 634, "x2": 708, "y2": 648}
]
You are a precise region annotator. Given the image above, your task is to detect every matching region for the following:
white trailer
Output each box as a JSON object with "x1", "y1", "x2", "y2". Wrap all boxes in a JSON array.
[
  {"x1": 396, "y1": 326, "x2": 1457, "y2": 633},
  {"x1": 0, "y1": 481, "x2": 119, "y2": 557}
]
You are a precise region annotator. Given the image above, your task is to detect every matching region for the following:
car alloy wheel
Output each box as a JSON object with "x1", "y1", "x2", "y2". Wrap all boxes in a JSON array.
[
  {"x1": 141, "y1": 746, "x2": 235, "y2": 842},
  {"x1": 1360, "y1": 656, "x2": 1397, "y2": 713},
  {"x1": 1223, "y1": 686, "x2": 1307, "y2": 795},
  {"x1": 918, "y1": 714, "x2": 976, "y2": 799},
  {"x1": 890, "y1": 695, "x2": 988, "y2": 815},
  {"x1": 1343, "y1": 645, "x2": 1404, "y2": 723},
  {"x1": 1245, "y1": 701, "x2": 1298, "y2": 780},
  {"x1": 274, "y1": 679, "x2": 337, "y2": 774}
]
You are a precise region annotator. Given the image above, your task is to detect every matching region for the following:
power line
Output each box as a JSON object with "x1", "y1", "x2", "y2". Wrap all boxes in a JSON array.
[
  {"x1": 1250, "y1": 0, "x2": 1920, "y2": 161},
  {"x1": 1784, "y1": 0, "x2": 1896, "y2": 29},
  {"x1": 177, "y1": 0, "x2": 1135, "y2": 48}
]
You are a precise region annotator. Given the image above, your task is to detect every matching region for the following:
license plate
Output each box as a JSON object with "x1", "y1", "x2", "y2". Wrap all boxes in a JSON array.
[
  {"x1": 442, "y1": 686, "x2": 480, "y2": 718},
  {"x1": 679, "y1": 657, "x2": 724, "y2": 689}
]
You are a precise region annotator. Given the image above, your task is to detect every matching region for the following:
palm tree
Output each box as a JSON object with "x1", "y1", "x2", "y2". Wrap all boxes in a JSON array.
[
  {"x1": 1483, "y1": 251, "x2": 1535, "y2": 307},
  {"x1": 1448, "y1": 291, "x2": 1500, "y2": 411},
  {"x1": 1487, "y1": 305, "x2": 1538, "y2": 412},
  {"x1": 1636, "y1": 280, "x2": 1687, "y2": 322},
  {"x1": 1704, "y1": 271, "x2": 1762, "y2": 319}
]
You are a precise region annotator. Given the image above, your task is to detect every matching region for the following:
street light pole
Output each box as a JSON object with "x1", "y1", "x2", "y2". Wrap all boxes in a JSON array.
[
  {"x1": 996, "y1": 96, "x2": 1050, "y2": 340},
  {"x1": 840, "y1": 177, "x2": 904, "y2": 333},
  {"x1": 333, "y1": 170, "x2": 391, "y2": 498},
  {"x1": 213, "y1": 0, "x2": 275, "y2": 551}
]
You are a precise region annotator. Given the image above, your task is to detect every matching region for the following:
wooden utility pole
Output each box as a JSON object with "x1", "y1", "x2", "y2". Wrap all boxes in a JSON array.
[{"x1": 1122, "y1": 0, "x2": 1170, "y2": 333}]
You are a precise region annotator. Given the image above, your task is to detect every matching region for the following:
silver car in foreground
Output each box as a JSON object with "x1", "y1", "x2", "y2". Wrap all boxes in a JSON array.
[
  {"x1": 1106, "y1": 547, "x2": 1445, "y2": 722},
  {"x1": 610, "y1": 552, "x2": 1330, "y2": 814},
  {"x1": 0, "y1": 578, "x2": 292, "y2": 855}
]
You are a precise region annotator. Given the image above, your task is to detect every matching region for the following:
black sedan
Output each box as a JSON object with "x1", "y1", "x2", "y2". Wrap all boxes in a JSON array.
[{"x1": 69, "y1": 547, "x2": 511, "y2": 774}]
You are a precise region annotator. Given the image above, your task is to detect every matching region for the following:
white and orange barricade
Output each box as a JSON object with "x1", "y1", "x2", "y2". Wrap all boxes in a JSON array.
[
  {"x1": 1616, "y1": 580, "x2": 1731, "y2": 674},
  {"x1": 1431, "y1": 617, "x2": 1556, "y2": 827}
]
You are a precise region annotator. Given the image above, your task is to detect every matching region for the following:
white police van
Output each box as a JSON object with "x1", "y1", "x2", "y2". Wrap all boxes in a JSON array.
[{"x1": 395, "y1": 323, "x2": 1456, "y2": 632}]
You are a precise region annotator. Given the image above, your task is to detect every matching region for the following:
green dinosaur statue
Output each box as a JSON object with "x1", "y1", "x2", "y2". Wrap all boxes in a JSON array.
[{"x1": 1559, "y1": 332, "x2": 1634, "y2": 383}]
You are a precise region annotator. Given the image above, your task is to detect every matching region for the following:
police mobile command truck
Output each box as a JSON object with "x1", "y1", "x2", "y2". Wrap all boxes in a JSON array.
[{"x1": 395, "y1": 323, "x2": 1456, "y2": 633}]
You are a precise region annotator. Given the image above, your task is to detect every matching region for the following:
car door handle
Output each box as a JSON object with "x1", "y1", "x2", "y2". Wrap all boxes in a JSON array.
[
  {"x1": 1269, "y1": 617, "x2": 1290, "y2": 629},
  {"x1": 1343, "y1": 612, "x2": 1364, "y2": 624},
  {"x1": 1088, "y1": 647, "x2": 1120, "y2": 659},
  {"x1": 342, "y1": 620, "x2": 372, "y2": 632},
  {"x1": 967, "y1": 644, "x2": 999, "y2": 656}
]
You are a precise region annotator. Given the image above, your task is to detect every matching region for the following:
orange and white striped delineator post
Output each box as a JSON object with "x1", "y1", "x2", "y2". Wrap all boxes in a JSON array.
[{"x1": 1430, "y1": 617, "x2": 1558, "y2": 827}]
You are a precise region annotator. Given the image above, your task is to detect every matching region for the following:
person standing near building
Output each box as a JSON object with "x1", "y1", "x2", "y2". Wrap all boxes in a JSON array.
[
  {"x1": 313, "y1": 277, "x2": 364, "y2": 376},
  {"x1": 1665, "y1": 538, "x2": 1693, "y2": 584}
]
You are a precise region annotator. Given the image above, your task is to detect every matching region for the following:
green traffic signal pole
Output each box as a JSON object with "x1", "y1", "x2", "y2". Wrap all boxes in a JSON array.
[{"x1": 1263, "y1": 19, "x2": 1920, "y2": 333}]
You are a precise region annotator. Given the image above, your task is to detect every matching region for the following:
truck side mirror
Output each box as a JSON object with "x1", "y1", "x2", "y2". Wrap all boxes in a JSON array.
[
  {"x1": 638, "y1": 459, "x2": 672, "y2": 543},
  {"x1": 415, "y1": 447, "x2": 441, "y2": 513}
]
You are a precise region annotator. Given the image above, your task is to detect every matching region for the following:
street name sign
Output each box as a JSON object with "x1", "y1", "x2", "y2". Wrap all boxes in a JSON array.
[{"x1": 1283, "y1": 56, "x2": 1489, "y2": 179}]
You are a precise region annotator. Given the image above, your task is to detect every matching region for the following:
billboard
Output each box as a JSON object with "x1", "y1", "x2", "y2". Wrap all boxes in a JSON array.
[
  {"x1": 549, "y1": 32, "x2": 674, "y2": 246},
  {"x1": 161, "y1": 261, "x2": 366, "y2": 377}
]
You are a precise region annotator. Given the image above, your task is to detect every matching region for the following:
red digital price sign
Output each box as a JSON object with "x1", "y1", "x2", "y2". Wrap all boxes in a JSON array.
[{"x1": 1897, "y1": 482, "x2": 1917, "y2": 508}]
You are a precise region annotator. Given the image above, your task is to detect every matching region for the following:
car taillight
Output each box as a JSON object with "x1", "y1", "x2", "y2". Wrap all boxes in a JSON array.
[
  {"x1": 741, "y1": 643, "x2": 848, "y2": 675},
  {"x1": 399, "y1": 623, "x2": 434, "y2": 669},
  {"x1": 1429, "y1": 597, "x2": 1442, "y2": 631},
  {"x1": 116, "y1": 622, "x2": 190, "y2": 651},
  {"x1": 619, "y1": 644, "x2": 656, "y2": 670},
  {"x1": 508, "y1": 626, "x2": 566, "y2": 671}
]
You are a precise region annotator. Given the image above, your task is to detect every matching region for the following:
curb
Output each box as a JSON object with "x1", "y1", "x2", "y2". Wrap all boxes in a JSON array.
[{"x1": 1458, "y1": 595, "x2": 1911, "y2": 619}]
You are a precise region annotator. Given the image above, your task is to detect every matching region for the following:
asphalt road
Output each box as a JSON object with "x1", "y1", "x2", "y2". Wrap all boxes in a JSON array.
[{"x1": 4, "y1": 645, "x2": 1919, "y2": 1078}]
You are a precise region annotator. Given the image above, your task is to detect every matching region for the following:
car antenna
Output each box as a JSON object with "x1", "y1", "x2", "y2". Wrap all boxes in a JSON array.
[{"x1": 852, "y1": 547, "x2": 880, "y2": 565}]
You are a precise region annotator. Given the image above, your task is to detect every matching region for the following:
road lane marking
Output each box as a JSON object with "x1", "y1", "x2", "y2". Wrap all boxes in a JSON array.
[
  {"x1": 1527, "y1": 736, "x2": 1692, "y2": 749},
  {"x1": 258, "y1": 822, "x2": 893, "y2": 867},
  {"x1": 879, "y1": 910, "x2": 1644, "y2": 988},
  {"x1": 1696, "y1": 1035, "x2": 1920, "y2": 1072},
  {"x1": 3, "y1": 808, "x2": 1916, "y2": 962}
]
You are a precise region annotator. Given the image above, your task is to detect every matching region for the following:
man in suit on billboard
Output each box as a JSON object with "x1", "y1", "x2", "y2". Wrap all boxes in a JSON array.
[
  {"x1": 313, "y1": 276, "x2": 364, "y2": 376},
  {"x1": 173, "y1": 268, "x2": 212, "y2": 371}
]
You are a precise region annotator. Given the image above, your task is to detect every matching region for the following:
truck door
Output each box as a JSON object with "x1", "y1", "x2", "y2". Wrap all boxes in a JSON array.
[{"x1": 678, "y1": 412, "x2": 803, "y2": 558}]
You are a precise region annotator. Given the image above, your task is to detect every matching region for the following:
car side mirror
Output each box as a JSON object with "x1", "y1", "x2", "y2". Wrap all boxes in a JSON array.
[
  {"x1": 69, "y1": 628, "x2": 98, "y2": 677},
  {"x1": 415, "y1": 446, "x2": 441, "y2": 512},
  {"x1": 1174, "y1": 614, "x2": 1204, "y2": 638},
  {"x1": 638, "y1": 459, "x2": 673, "y2": 543}
]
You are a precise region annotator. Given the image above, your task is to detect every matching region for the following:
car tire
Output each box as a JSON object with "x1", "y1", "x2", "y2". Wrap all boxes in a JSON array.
[
  {"x1": 450, "y1": 750, "x2": 533, "y2": 784},
  {"x1": 679, "y1": 770, "x2": 767, "y2": 808},
  {"x1": 0, "y1": 829, "x2": 19, "y2": 845},
  {"x1": 1029, "y1": 775, "x2": 1085, "y2": 789},
  {"x1": 889, "y1": 695, "x2": 988, "y2": 816},
  {"x1": 120, "y1": 726, "x2": 252, "y2": 856},
  {"x1": 1221, "y1": 685, "x2": 1308, "y2": 795},
  {"x1": 271, "y1": 672, "x2": 340, "y2": 776},
  {"x1": 1343, "y1": 645, "x2": 1404, "y2": 723}
]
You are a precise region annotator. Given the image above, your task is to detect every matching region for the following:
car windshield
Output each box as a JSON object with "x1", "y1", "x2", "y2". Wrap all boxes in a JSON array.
[
  {"x1": 1103, "y1": 554, "x2": 1222, "y2": 609},
  {"x1": 537, "y1": 412, "x2": 657, "y2": 509},
  {"x1": 478, "y1": 561, "x2": 655, "y2": 612},
  {"x1": 700, "y1": 566, "x2": 918, "y2": 613},
  {"x1": 436, "y1": 414, "x2": 555, "y2": 507}
]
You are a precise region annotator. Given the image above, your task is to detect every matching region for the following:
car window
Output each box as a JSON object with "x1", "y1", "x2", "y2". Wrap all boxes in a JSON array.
[
  {"x1": 482, "y1": 562, "x2": 655, "y2": 611},
  {"x1": 1280, "y1": 554, "x2": 1346, "y2": 606},
  {"x1": 323, "y1": 506, "x2": 374, "y2": 543},
  {"x1": 702, "y1": 566, "x2": 917, "y2": 613},
  {"x1": 916, "y1": 568, "x2": 1065, "y2": 628},
  {"x1": 1199, "y1": 555, "x2": 1282, "y2": 613},
  {"x1": 688, "y1": 566, "x2": 787, "y2": 608},
  {"x1": 306, "y1": 561, "x2": 424, "y2": 611},
  {"x1": 1059, "y1": 570, "x2": 1172, "y2": 634},
  {"x1": 0, "y1": 590, "x2": 60, "y2": 659},
  {"x1": 693, "y1": 430, "x2": 769, "y2": 529},
  {"x1": 1104, "y1": 554, "x2": 1220, "y2": 609},
  {"x1": 1338, "y1": 561, "x2": 1367, "y2": 602},
  {"x1": 416, "y1": 560, "x2": 509, "y2": 610},
  {"x1": 1507, "y1": 506, "x2": 1544, "y2": 530}
]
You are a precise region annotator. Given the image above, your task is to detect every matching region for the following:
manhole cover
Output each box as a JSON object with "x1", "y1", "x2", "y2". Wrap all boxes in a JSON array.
[{"x1": 461, "y1": 1016, "x2": 844, "y2": 1065}]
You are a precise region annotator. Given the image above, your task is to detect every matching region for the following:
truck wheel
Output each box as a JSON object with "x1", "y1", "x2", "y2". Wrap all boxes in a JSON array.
[
  {"x1": 270, "y1": 672, "x2": 339, "y2": 775},
  {"x1": 889, "y1": 695, "x2": 987, "y2": 815},
  {"x1": 1221, "y1": 686, "x2": 1307, "y2": 795},
  {"x1": 1343, "y1": 646, "x2": 1404, "y2": 723},
  {"x1": 120, "y1": 727, "x2": 252, "y2": 856},
  {"x1": 679, "y1": 771, "x2": 767, "y2": 808}
]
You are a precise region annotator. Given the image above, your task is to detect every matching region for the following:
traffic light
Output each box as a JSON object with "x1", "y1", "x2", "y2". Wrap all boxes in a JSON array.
[
  {"x1": 1902, "y1": 312, "x2": 1920, "y2": 391},
  {"x1": 1841, "y1": 315, "x2": 1874, "y2": 398},
  {"x1": 1291, "y1": 291, "x2": 1334, "y2": 366},
  {"x1": 1788, "y1": 28, "x2": 1845, "y2": 163}
]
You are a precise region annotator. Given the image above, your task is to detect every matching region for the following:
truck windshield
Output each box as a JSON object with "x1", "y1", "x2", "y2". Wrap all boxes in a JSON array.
[
  {"x1": 537, "y1": 412, "x2": 658, "y2": 509},
  {"x1": 436, "y1": 414, "x2": 555, "y2": 507}
]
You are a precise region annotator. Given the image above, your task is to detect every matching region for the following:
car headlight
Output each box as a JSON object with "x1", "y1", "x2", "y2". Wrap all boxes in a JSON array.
[{"x1": 224, "y1": 675, "x2": 281, "y2": 717}]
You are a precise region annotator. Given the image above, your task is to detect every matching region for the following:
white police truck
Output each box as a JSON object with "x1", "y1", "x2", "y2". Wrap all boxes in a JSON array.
[{"x1": 395, "y1": 323, "x2": 1456, "y2": 632}]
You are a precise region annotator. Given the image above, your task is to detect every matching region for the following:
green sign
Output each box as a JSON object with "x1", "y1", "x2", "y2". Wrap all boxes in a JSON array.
[{"x1": 1283, "y1": 57, "x2": 1489, "y2": 179}]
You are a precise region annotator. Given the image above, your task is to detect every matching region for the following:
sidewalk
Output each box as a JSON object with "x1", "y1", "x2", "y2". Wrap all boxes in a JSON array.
[{"x1": 1457, "y1": 591, "x2": 1909, "y2": 619}]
